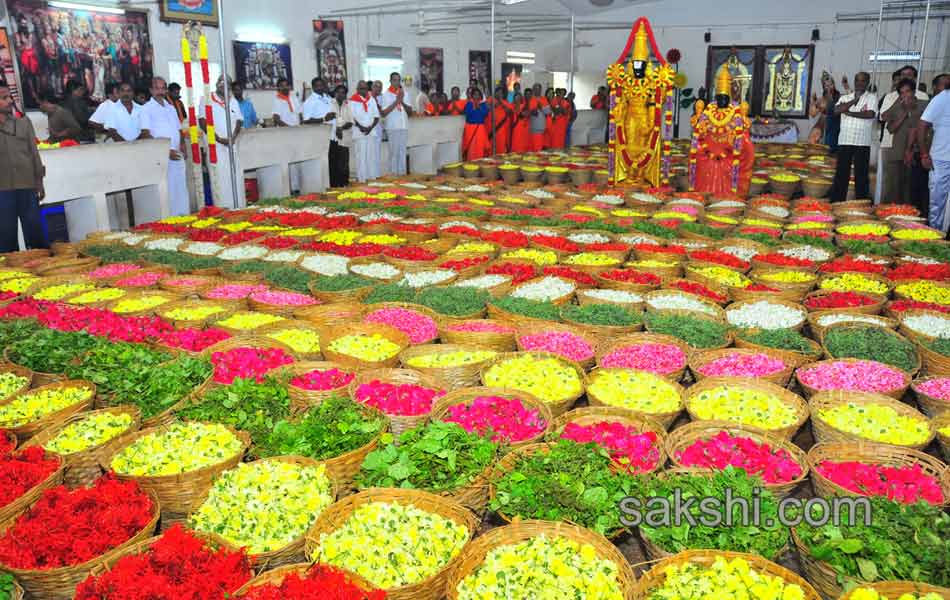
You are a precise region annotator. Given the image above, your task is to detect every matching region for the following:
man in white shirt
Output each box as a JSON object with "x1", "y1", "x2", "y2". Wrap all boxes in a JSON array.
[
  {"x1": 879, "y1": 65, "x2": 930, "y2": 204},
  {"x1": 302, "y1": 77, "x2": 335, "y2": 191},
  {"x1": 379, "y1": 73, "x2": 413, "y2": 176},
  {"x1": 918, "y1": 80, "x2": 950, "y2": 230},
  {"x1": 271, "y1": 77, "x2": 301, "y2": 127},
  {"x1": 350, "y1": 80, "x2": 381, "y2": 183},
  {"x1": 103, "y1": 83, "x2": 144, "y2": 142},
  {"x1": 139, "y1": 77, "x2": 189, "y2": 216},
  {"x1": 199, "y1": 75, "x2": 244, "y2": 209},
  {"x1": 329, "y1": 84, "x2": 353, "y2": 187},
  {"x1": 371, "y1": 80, "x2": 384, "y2": 179},
  {"x1": 89, "y1": 82, "x2": 119, "y2": 137},
  {"x1": 829, "y1": 72, "x2": 877, "y2": 203}
]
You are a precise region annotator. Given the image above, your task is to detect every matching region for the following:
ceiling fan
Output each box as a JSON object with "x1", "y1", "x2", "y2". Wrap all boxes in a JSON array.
[
  {"x1": 412, "y1": 9, "x2": 458, "y2": 35},
  {"x1": 496, "y1": 20, "x2": 535, "y2": 42}
]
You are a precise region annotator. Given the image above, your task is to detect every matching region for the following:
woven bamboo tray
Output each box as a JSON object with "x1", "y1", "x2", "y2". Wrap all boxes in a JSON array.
[
  {"x1": 303, "y1": 488, "x2": 478, "y2": 600},
  {"x1": 0, "y1": 363, "x2": 33, "y2": 406},
  {"x1": 35, "y1": 256, "x2": 100, "y2": 276},
  {"x1": 643, "y1": 308, "x2": 734, "y2": 352},
  {"x1": 807, "y1": 441, "x2": 950, "y2": 505},
  {"x1": 795, "y1": 358, "x2": 912, "y2": 400},
  {"x1": 911, "y1": 376, "x2": 950, "y2": 417},
  {"x1": 348, "y1": 368, "x2": 445, "y2": 436},
  {"x1": 724, "y1": 298, "x2": 807, "y2": 332},
  {"x1": 3, "y1": 380, "x2": 96, "y2": 442},
  {"x1": 189, "y1": 455, "x2": 338, "y2": 570},
  {"x1": 431, "y1": 386, "x2": 551, "y2": 449},
  {"x1": 23, "y1": 405, "x2": 141, "y2": 487},
  {"x1": 688, "y1": 346, "x2": 796, "y2": 386},
  {"x1": 158, "y1": 299, "x2": 239, "y2": 329},
  {"x1": 363, "y1": 302, "x2": 444, "y2": 345},
  {"x1": 438, "y1": 319, "x2": 518, "y2": 351},
  {"x1": 445, "y1": 520, "x2": 637, "y2": 600},
  {"x1": 295, "y1": 302, "x2": 365, "y2": 327},
  {"x1": 514, "y1": 322, "x2": 599, "y2": 370},
  {"x1": 838, "y1": 582, "x2": 950, "y2": 600},
  {"x1": 634, "y1": 549, "x2": 821, "y2": 600},
  {"x1": 232, "y1": 563, "x2": 381, "y2": 597},
  {"x1": 819, "y1": 322, "x2": 921, "y2": 377},
  {"x1": 594, "y1": 332, "x2": 691, "y2": 381},
  {"x1": 898, "y1": 308, "x2": 950, "y2": 344},
  {"x1": 257, "y1": 319, "x2": 324, "y2": 361},
  {"x1": 549, "y1": 406, "x2": 668, "y2": 474},
  {"x1": 586, "y1": 367, "x2": 684, "y2": 429},
  {"x1": 803, "y1": 289, "x2": 886, "y2": 315},
  {"x1": 684, "y1": 377, "x2": 809, "y2": 440},
  {"x1": 101, "y1": 421, "x2": 250, "y2": 519},
  {"x1": 808, "y1": 390, "x2": 934, "y2": 450},
  {"x1": 807, "y1": 310, "x2": 897, "y2": 339},
  {"x1": 480, "y1": 352, "x2": 586, "y2": 417},
  {"x1": 399, "y1": 344, "x2": 497, "y2": 390},
  {"x1": 281, "y1": 360, "x2": 356, "y2": 412},
  {"x1": 321, "y1": 323, "x2": 410, "y2": 370},
  {"x1": 916, "y1": 338, "x2": 950, "y2": 378},
  {"x1": 664, "y1": 420, "x2": 808, "y2": 498},
  {"x1": 0, "y1": 487, "x2": 159, "y2": 600}
]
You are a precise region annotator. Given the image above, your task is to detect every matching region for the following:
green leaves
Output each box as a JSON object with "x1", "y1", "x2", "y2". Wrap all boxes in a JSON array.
[
  {"x1": 838, "y1": 239, "x2": 895, "y2": 257},
  {"x1": 561, "y1": 303, "x2": 641, "y2": 326},
  {"x1": 824, "y1": 326, "x2": 918, "y2": 372},
  {"x1": 312, "y1": 274, "x2": 372, "y2": 292},
  {"x1": 903, "y1": 241, "x2": 950, "y2": 262},
  {"x1": 737, "y1": 327, "x2": 817, "y2": 355},
  {"x1": 417, "y1": 287, "x2": 490, "y2": 317},
  {"x1": 490, "y1": 297, "x2": 561, "y2": 321},
  {"x1": 644, "y1": 311, "x2": 729, "y2": 349},
  {"x1": 176, "y1": 376, "x2": 291, "y2": 443},
  {"x1": 9, "y1": 328, "x2": 105, "y2": 374},
  {"x1": 363, "y1": 284, "x2": 417, "y2": 304}
]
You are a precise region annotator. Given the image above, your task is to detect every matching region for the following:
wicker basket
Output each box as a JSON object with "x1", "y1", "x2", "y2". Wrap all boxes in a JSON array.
[
  {"x1": 634, "y1": 549, "x2": 821, "y2": 600},
  {"x1": 308, "y1": 280, "x2": 373, "y2": 304},
  {"x1": 509, "y1": 276, "x2": 577, "y2": 306},
  {"x1": 644, "y1": 309, "x2": 734, "y2": 352},
  {"x1": 664, "y1": 421, "x2": 808, "y2": 498},
  {"x1": 438, "y1": 319, "x2": 518, "y2": 351},
  {"x1": 596, "y1": 270, "x2": 662, "y2": 294},
  {"x1": 807, "y1": 310, "x2": 897, "y2": 339},
  {"x1": 348, "y1": 368, "x2": 445, "y2": 436},
  {"x1": 514, "y1": 322, "x2": 598, "y2": 370},
  {"x1": 916, "y1": 338, "x2": 950, "y2": 378},
  {"x1": 795, "y1": 358, "x2": 912, "y2": 400},
  {"x1": 684, "y1": 377, "x2": 809, "y2": 440},
  {"x1": 645, "y1": 289, "x2": 726, "y2": 320},
  {"x1": 3, "y1": 380, "x2": 96, "y2": 441},
  {"x1": 35, "y1": 256, "x2": 101, "y2": 276},
  {"x1": 0, "y1": 363, "x2": 33, "y2": 405},
  {"x1": 838, "y1": 582, "x2": 950, "y2": 600},
  {"x1": 587, "y1": 367, "x2": 684, "y2": 429},
  {"x1": 200, "y1": 335, "x2": 297, "y2": 387},
  {"x1": 803, "y1": 289, "x2": 886, "y2": 315},
  {"x1": 158, "y1": 299, "x2": 239, "y2": 329},
  {"x1": 257, "y1": 320, "x2": 325, "y2": 361},
  {"x1": 399, "y1": 344, "x2": 497, "y2": 390},
  {"x1": 23, "y1": 275, "x2": 94, "y2": 302},
  {"x1": 559, "y1": 306, "x2": 644, "y2": 340},
  {"x1": 898, "y1": 308, "x2": 950, "y2": 344},
  {"x1": 0, "y1": 451, "x2": 64, "y2": 530},
  {"x1": 808, "y1": 390, "x2": 934, "y2": 450},
  {"x1": 594, "y1": 333, "x2": 691, "y2": 381},
  {"x1": 321, "y1": 323, "x2": 410, "y2": 370},
  {"x1": 724, "y1": 298, "x2": 807, "y2": 332},
  {"x1": 105, "y1": 290, "x2": 181, "y2": 317},
  {"x1": 734, "y1": 330, "x2": 822, "y2": 367},
  {"x1": 157, "y1": 274, "x2": 221, "y2": 295},
  {"x1": 911, "y1": 376, "x2": 950, "y2": 417},
  {"x1": 446, "y1": 520, "x2": 637, "y2": 600},
  {"x1": 688, "y1": 346, "x2": 796, "y2": 386},
  {"x1": 363, "y1": 302, "x2": 444, "y2": 345},
  {"x1": 23, "y1": 405, "x2": 141, "y2": 487},
  {"x1": 792, "y1": 527, "x2": 871, "y2": 599},
  {"x1": 101, "y1": 421, "x2": 250, "y2": 521},
  {"x1": 549, "y1": 406, "x2": 668, "y2": 474},
  {"x1": 749, "y1": 268, "x2": 818, "y2": 295},
  {"x1": 480, "y1": 352, "x2": 586, "y2": 417},
  {"x1": 247, "y1": 292, "x2": 319, "y2": 318},
  {"x1": 431, "y1": 386, "x2": 552, "y2": 449},
  {"x1": 807, "y1": 441, "x2": 950, "y2": 504},
  {"x1": 2, "y1": 248, "x2": 49, "y2": 267},
  {"x1": 232, "y1": 562, "x2": 382, "y2": 597},
  {"x1": 819, "y1": 322, "x2": 921, "y2": 377},
  {"x1": 295, "y1": 302, "x2": 365, "y2": 327},
  {"x1": 0, "y1": 487, "x2": 160, "y2": 600},
  {"x1": 281, "y1": 360, "x2": 356, "y2": 412},
  {"x1": 303, "y1": 488, "x2": 478, "y2": 600}
]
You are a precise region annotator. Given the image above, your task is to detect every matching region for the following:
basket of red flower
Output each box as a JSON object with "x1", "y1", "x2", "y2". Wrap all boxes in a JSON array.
[
  {"x1": 803, "y1": 290, "x2": 885, "y2": 314},
  {"x1": 549, "y1": 406, "x2": 667, "y2": 475},
  {"x1": 233, "y1": 562, "x2": 384, "y2": 599}
]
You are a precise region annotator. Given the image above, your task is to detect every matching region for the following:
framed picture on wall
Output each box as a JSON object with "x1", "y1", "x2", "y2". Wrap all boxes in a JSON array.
[
  {"x1": 0, "y1": 27, "x2": 23, "y2": 112},
  {"x1": 501, "y1": 63, "x2": 522, "y2": 94},
  {"x1": 760, "y1": 45, "x2": 814, "y2": 119},
  {"x1": 233, "y1": 41, "x2": 292, "y2": 90},
  {"x1": 313, "y1": 20, "x2": 347, "y2": 91},
  {"x1": 418, "y1": 47, "x2": 443, "y2": 94},
  {"x1": 706, "y1": 46, "x2": 758, "y2": 107},
  {"x1": 159, "y1": 0, "x2": 218, "y2": 26},
  {"x1": 469, "y1": 50, "x2": 490, "y2": 96}
]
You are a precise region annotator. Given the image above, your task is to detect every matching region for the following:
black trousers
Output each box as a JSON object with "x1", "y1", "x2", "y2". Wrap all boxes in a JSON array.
[
  {"x1": 829, "y1": 144, "x2": 870, "y2": 202},
  {"x1": 0, "y1": 189, "x2": 48, "y2": 253},
  {"x1": 329, "y1": 140, "x2": 349, "y2": 188},
  {"x1": 909, "y1": 153, "x2": 930, "y2": 220}
]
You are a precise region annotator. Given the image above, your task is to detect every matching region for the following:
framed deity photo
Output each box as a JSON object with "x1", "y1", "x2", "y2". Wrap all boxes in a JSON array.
[
  {"x1": 760, "y1": 45, "x2": 814, "y2": 119},
  {"x1": 159, "y1": 0, "x2": 219, "y2": 26}
]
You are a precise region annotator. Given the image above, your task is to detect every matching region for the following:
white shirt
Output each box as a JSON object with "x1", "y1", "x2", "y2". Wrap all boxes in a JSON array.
[
  {"x1": 302, "y1": 92, "x2": 334, "y2": 141},
  {"x1": 198, "y1": 93, "x2": 243, "y2": 143},
  {"x1": 879, "y1": 89, "x2": 931, "y2": 148},
  {"x1": 380, "y1": 87, "x2": 410, "y2": 131},
  {"x1": 89, "y1": 99, "x2": 117, "y2": 127},
  {"x1": 330, "y1": 98, "x2": 353, "y2": 147},
  {"x1": 140, "y1": 97, "x2": 183, "y2": 151},
  {"x1": 272, "y1": 93, "x2": 301, "y2": 127},
  {"x1": 922, "y1": 90, "x2": 950, "y2": 162},
  {"x1": 836, "y1": 92, "x2": 878, "y2": 147},
  {"x1": 349, "y1": 95, "x2": 381, "y2": 140},
  {"x1": 104, "y1": 101, "x2": 144, "y2": 142}
]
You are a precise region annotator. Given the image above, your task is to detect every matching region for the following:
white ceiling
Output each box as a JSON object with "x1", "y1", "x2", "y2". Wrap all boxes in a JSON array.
[{"x1": 553, "y1": 0, "x2": 659, "y2": 17}]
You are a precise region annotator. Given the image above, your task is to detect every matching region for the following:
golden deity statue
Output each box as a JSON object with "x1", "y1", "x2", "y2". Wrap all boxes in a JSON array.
[{"x1": 606, "y1": 17, "x2": 676, "y2": 187}]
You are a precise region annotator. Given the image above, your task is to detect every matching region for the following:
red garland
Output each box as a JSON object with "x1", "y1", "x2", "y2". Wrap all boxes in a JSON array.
[
  {"x1": 238, "y1": 565, "x2": 386, "y2": 600},
  {"x1": 0, "y1": 475, "x2": 153, "y2": 569},
  {"x1": 0, "y1": 447, "x2": 60, "y2": 509},
  {"x1": 74, "y1": 525, "x2": 252, "y2": 600}
]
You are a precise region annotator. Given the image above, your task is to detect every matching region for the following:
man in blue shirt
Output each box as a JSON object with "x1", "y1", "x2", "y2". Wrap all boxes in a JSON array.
[{"x1": 232, "y1": 82, "x2": 258, "y2": 129}]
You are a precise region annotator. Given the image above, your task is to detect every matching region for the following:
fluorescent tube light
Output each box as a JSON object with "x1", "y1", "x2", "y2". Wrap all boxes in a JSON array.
[{"x1": 48, "y1": 1, "x2": 125, "y2": 14}]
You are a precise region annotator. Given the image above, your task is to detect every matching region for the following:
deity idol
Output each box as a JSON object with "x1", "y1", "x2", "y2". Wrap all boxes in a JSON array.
[
  {"x1": 688, "y1": 68, "x2": 754, "y2": 197},
  {"x1": 606, "y1": 18, "x2": 675, "y2": 187}
]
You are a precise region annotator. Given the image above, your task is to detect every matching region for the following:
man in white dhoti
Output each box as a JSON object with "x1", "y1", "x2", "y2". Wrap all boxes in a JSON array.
[
  {"x1": 303, "y1": 77, "x2": 335, "y2": 191},
  {"x1": 199, "y1": 75, "x2": 244, "y2": 209},
  {"x1": 89, "y1": 83, "x2": 119, "y2": 137},
  {"x1": 371, "y1": 80, "x2": 384, "y2": 179},
  {"x1": 349, "y1": 81, "x2": 381, "y2": 183},
  {"x1": 140, "y1": 77, "x2": 189, "y2": 216},
  {"x1": 380, "y1": 72, "x2": 413, "y2": 176}
]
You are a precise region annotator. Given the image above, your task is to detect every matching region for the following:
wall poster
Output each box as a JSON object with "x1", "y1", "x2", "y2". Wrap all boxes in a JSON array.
[
  {"x1": 313, "y1": 19, "x2": 347, "y2": 91},
  {"x1": 233, "y1": 41, "x2": 292, "y2": 90},
  {"x1": 418, "y1": 47, "x2": 443, "y2": 94},
  {"x1": 469, "y1": 50, "x2": 490, "y2": 96}
]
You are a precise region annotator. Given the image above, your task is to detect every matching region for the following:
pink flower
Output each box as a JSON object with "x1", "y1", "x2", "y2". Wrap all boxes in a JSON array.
[
  {"x1": 353, "y1": 380, "x2": 445, "y2": 416},
  {"x1": 442, "y1": 396, "x2": 546, "y2": 443},
  {"x1": 916, "y1": 378, "x2": 950, "y2": 401},
  {"x1": 249, "y1": 290, "x2": 318, "y2": 307},
  {"x1": 447, "y1": 321, "x2": 515, "y2": 334},
  {"x1": 114, "y1": 272, "x2": 166, "y2": 288},
  {"x1": 518, "y1": 331, "x2": 593, "y2": 363},
  {"x1": 798, "y1": 360, "x2": 905, "y2": 393},
  {"x1": 88, "y1": 263, "x2": 142, "y2": 279},
  {"x1": 600, "y1": 343, "x2": 686, "y2": 375},
  {"x1": 290, "y1": 368, "x2": 354, "y2": 391},
  {"x1": 210, "y1": 346, "x2": 295, "y2": 384},
  {"x1": 815, "y1": 460, "x2": 944, "y2": 504},
  {"x1": 561, "y1": 421, "x2": 660, "y2": 474},
  {"x1": 675, "y1": 431, "x2": 802, "y2": 484},
  {"x1": 363, "y1": 307, "x2": 438, "y2": 344},
  {"x1": 698, "y1": 353, "x2": 786, "y2": 378},
  {"x1": 206, "y1": 284, "x2": 269, "y2": 300},
  {"x1": 159, "y1": 328, "x2": 231, "y2": 352}
]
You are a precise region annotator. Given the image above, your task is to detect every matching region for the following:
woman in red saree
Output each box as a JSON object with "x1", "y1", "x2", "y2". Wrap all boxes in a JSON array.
[
  {"x1": 462, "y1": 89, "x2": 491, "y2": 160},
  {"x1": 549, "y1": 89, "x2": 569, "y2": 149},
  {"x1": 510, "y1": 93, "x2": 531, "y2": 153},
  {"x1": 542, "y1": 88, "x2": 555, "y2": 148},
  {"x1": 489, "y1": 86, "x2": 513, "y2": 154}
]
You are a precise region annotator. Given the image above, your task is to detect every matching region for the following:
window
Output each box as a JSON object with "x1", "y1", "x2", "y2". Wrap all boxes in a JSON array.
[{"x1": 363, "y1": 46, "x2": 403, "y2": 85}]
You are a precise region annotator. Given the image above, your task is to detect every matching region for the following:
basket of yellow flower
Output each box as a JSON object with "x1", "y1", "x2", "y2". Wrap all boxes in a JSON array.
[
  {"x1": 105, "y1": 290, "x2": 182, "y2": 318},
  {"x1": 399, "y1": 344, "x2": 498, "y2": 390},
  {"x1": 585, "y1": 367, "x2": 684, "y2": 428},
  {"x1": 102, "y1": 421, "x2": 251, "y2": 525},
  {"x1": 498, "y1": 163, "x2": 521, "y2": 184},
  {"x1": 211, "y1": 310, "x2": 288, "y2": 336},
  {"x1": 634, "y1": 549, "x2": 822, "y2": 600},
  {"x1": 304, "y1": 488, "x2": 478, "y2": 600},
  {"x1": 768, "y1": 172, "x2": 802, "y2": 197},
  {"x1": 751, "y1": 268, "x2": 818, "y2": 294},
  {"x1": 232, "y1": 563, "x2": 382, "y2": 597},
  {"x1": 446, "y1": 520, "x2": 636, "y2": 600},
  {"x1": 806, "y1": 442, "x2": 950, "y2": 505},
  {"x1": 259, "y1": 320, "x2": 324, "y2": 361},
  {"x1": 808, "y1": 390, "x2": 934, "y2": 450},
  {"x1": 0, "y1": 364, "x2": 33, "y2": 406},
  {"x1": 158, "y1": 299, "x2": 239, "y2": 329},
  {"x1": 549, "y1": 406, "x2": 667, "y2": 473},
  {"x1": 818, "y1": 272, "x2": 893, "y2": 297},
  {"x1": 802, "y1": 177, "x2": 832, "y2": 198},
  {"x1": 481, "y1": 352, "x2": 586, "y2": 417},
  {"x1": 684, "y1": 377, "x2": 809, "y2": 440},
  {"x1": 63, "y1": 286, "x2": 128, "y2": 308},
  {"x1": 0, "y1": 380, "x2": 96, "y2": 442},
  {"x1": 23, "y1": 275, "x2": 95, "y2": 302},
  {"x1": 321, "y1": 323, "x2": 410, "y2": 370},
  {"x1": 838, "y1": 582, "x2": 950, "y2": 600}
]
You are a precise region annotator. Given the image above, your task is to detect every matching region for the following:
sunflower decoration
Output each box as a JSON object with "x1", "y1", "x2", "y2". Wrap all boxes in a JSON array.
[
  {"x1": 606, "y1": 63, "x2": 627, "y2": 90},
  {"x1": 673, "y1": 72, "x2": 688, "y2": 89}
]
